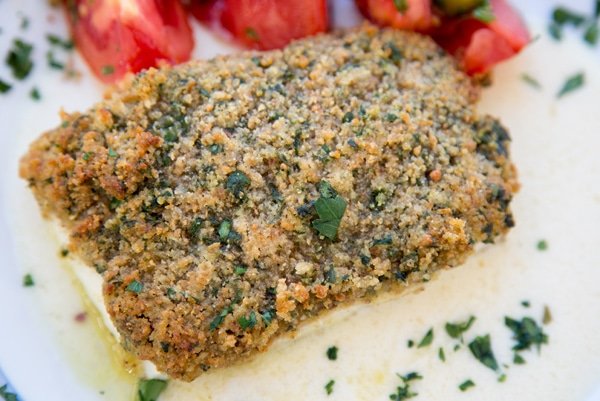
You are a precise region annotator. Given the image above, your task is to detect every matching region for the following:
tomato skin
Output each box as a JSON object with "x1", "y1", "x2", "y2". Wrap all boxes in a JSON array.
[
  {"x1": 431, "y1": 0, "x2": 529, "y2": 75},
  {"x1": 355, "y1": 0, "x2": 434, "y2": 31},
  {"x1": 64, "y1": 0, "x2": 194, "y2": 83},
  {"x1": 189, "y1": 0, "x2": 329, "y2": 50}
]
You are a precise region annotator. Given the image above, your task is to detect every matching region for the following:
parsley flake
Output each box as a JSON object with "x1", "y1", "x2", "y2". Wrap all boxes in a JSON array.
[
  {"x1": 558, "y1": 72, "x2": 584, "y2": 98},
  {"x1": 312, "y1": 180, "x2": 347, "y2": 240},
  {"x1": 0, "y1": 384, "x2": 18, "y2": 401},
  {"x1": 438, "y1": 347, "x2": 446, "y2": 362},
  {"x1": 6, "y1": 39, "x2": 34, "y2": 80},
  {"x1": 459, "y1": 379, "x2": 475, "y2": 391},
  {"x1": 29, "y1": 87, "x2": 41, "y2": 100},
  {"x1": 226, "y1": 170, "x2": 251, "y2": 199},
  {"x1": 445, "y1": 316, "x2": 476, "y2": 341},
  {"x1": 417, "y1": 328, "x2": 434, "y2": 348},
  {"x1": 46, "y1": 33, "x2": 74, "y2": 50},
  {"x1": 389, "y1": 372, "x2": 422, "y2": 401},
  {"x1": 584, "y1": 23, "x2": 599, "y2": 45},
  {"x1": 137, "y1": 378, "x2": 168, "y2": 401},
  {"x1": 536, "y1": 239, "x2": 548, "y2": 250},
  {"x1": 468, "y1": 334, "x2": 499, "y2": 371},
  {"x1": 0, "y1": 79, "x2": 12, "y2": 94},
  {"x1": 543, "y1": 306, "x2": 552, "y2": 325},
  {"x1": 552, "y1": 7, "x2": 586, "y2": 27},
  {"x1": 210, "y1": 305, "x2": 233, "y2": 331},
  {"x1": 513, "y1": 353, "x2": 526, "y2": 364},
  {"x1": 325, "y1": 379, "x2": 335, "y2": 395},
  {"x1": 521, "y1": 73, "x2": 542, "y2": 89},
  {"x1": 127, "y1": 280, "x2": 143, "y2": 293},
  {"x1": 238, "y1": 311, "x2": 257, "y2": 330},
  {"x1": 393, "y1": 0, "x2": 409, "y2": 13},
  {"x1": 23, "y1": 273, "x2": 34, "y2": 287},
  {"x1": 504, "y1": 316, "x2": 548, "y2": 352},
  {"x1": 326, "y1": 345, "x2": 338, "y2": 361},
  {"x1": 245, "y1": 27, "x2": 259, "y2": 41}
]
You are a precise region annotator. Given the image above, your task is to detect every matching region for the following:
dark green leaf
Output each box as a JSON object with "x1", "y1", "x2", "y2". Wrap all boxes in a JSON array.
[
  {"x1": 46, "y1": 34, "x2": 74, "y2": 50},
  {"x1": 521, "y1": 300, "x2": 530, "y2": 308},
  {"x1": 513, "y1": 353, "x2": 526, "y2": 364},
  {"x1": 468, "y1": 334, "x2": 499, "y2": 371},
  {"x1": 458, "y1": 379, "x2": 475, "y2": 391},
  {"x1": 226, "y1": 170, "x2": 251, "y2": 199},
  {"x1": 385, "y1": 113, "x2": 398, "y2": 122},
  {"x1": 393, "y1": 0, "x2": 409, "y2": 13},
  {"x1": 438, "y1": 347, "x2": 446, "y2": 362},
  {"x1": 504, "y1": 316, "x2": 548, "y2": 352},
  {"x1": 23, "y1": 273, "x2": 34, "y2": 287},
  {"x1": 557, "y1": 72, "x2": 584, "y2": 98},
  {"x1": 445, "y1": 316, "x2": 476, "y2": 340},
  {"x1": 238, "y1": 311, "x2": 257, "y2": 330},
  {"x1": 210, "y1": 305, "x2": 233, "y2": 331},
  {"x1": 0, "y1": 384, "x2": 19, "y2": 401},
  {"x1": 584, "y1": 23, "x2": 599, "y2": 45},
  {"x1": 127, "y1": 280, "x2": 143, "y2": 293},
  {"x1": 417, "y1": 328, "x2": 434, "y2": 348},
  {"x1": 326, "y1": 346, "x2": 338, "y2": 361},
  {"x1": 0, "y1": 79, "x2": 11, "y2": 94},
  {"x1": 548, "y1": 23, "x2": 563, "y2": 40},
  {"x1": 342, "y1": 111, "x2": 354, "y2": 123},
  {"x1": 6, "y1": 39, "x2": 34, "y2": 80},
  {"x1": 312, "y1": 182, "x2": 347, "y2": 240},
  {"x1": 325, "y1": 379, "x2": 335, "y2": 395},
  {"x1": 552, "y1": 7, "x2": 586, "y2": 27},
  {"x1": 389, "y1": 372, "x2": 421, "y2": 401},
  {"x1": 29, "y1": 87, "x2": 41, "y2": 100},
  {"x1": 137, "y1": 378, "x2": 168, "y2": 401}
]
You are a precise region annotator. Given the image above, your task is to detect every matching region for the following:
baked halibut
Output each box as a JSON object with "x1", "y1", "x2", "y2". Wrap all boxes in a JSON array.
[{"x1": 19, "y1": 25, "x2": 518, "y2": 381}]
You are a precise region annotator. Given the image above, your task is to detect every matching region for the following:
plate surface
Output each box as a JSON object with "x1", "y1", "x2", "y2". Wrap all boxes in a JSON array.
[{"x1": 1, "y1": 1, "x2": 599, "y2": 400}]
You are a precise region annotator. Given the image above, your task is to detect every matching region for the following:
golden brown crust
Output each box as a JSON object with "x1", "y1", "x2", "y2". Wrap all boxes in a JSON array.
[{"x1": 19, "y1": 26, "x2": 518, "y2": 381}]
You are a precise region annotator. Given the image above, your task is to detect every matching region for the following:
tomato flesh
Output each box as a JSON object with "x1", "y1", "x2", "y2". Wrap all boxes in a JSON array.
[
  {"x1": 64, "y1": 0, "x2": 194, "y2": 83},
  {"x1": 189, "y1": 0, "x2": 329, "y2": 50},
  {"x1": 355, "y1": 0, "x2": 434, "y2": 31}
]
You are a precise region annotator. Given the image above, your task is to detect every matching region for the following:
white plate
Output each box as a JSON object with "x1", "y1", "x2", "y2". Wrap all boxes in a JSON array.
[{"x1": 1, "y1": 1, "x2": 599, "y2": 401}]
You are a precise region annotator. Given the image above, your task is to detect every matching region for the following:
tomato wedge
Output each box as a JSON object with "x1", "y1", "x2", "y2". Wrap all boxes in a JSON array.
[
  {"x1": 63, "y1": 0, "x2": 194, "y2": 83},
  {"x1": 189, "y1": 0, "x2": 329, "y2": 50},
  {"x1": 431, "y1": 0, "x2": 530, "y2": 75},
  {"x1": 355, "y1": 0, "x2": 434, "y2": 31}
]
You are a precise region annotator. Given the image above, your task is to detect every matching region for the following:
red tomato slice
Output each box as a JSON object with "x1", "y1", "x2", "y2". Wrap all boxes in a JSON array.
[
  {"x1": 431, "y1": 0, "x2": 530, "y2": 75},
  {"x1": 355, "y1": 0, "x2": 434, "y2": 31},
  {"x1": 189, "y1": 0, "x2": 329, "y2": 50},
  {"x1": 64, "y1": 0, "x2": 194, "y2": 83}
]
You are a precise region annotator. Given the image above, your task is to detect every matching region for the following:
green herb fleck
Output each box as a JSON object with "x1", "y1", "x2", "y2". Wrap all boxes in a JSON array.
[
  {"x1": 552, "y1": 7, "x2": 586, "y2": 27},
  {"x1": 0, "y1": 384, "x2": 18, "y2": 401},
  {"x1": 326, "y1": 346, "x2": 338, "y2": 361},
  {"x1": 513, "y1": 353, "x2": 526, "y2": 364},
  {"x1": 234, "y1": 265, "x2": 247, "y2": 275},
  {"x1": 6, "y1": 39, "x2": 34, "y2": 80},
  {"x1": 46, "y1": 33, "x2": 74, "y2": 50},
  {"x1": 342, "y1": 111, "x2": 354, "y2": 123},
  {"x1": 209, "y1": 143, "x2": 223, "y2": 154},
  {"x1": 385, "y1": 113, "x2": 398, "y2": 122},
  {"x1": 543, "y1": 305, "x2": 552, "y2": 325},
  {"x1": 238, "y1": 311, "x2": 257, "y2": 330},
  {"x1": 23, "y1": 273, "x2": 34, "y2": 287},
  {"x1": 468, "y1": 334, "x2": 499, "y2": 371},
  {"x1": 458, "y1": 379, "x2": 475, "y2": 392},
  {"x1": 137, "y1": 378, "x2": 168, "y2": 401},
  {"x1": 445, "y1": 316, "x2": 476, "y2": 341},
  {"x1": 0, "y1": 79, "x2": 11, "y2": 94},
  {"x1": 20, "y1": 15, "x2": 30, "y2": 30},
  {"x1": 389, "y1": 372, "x2": 422, "y2": 401},
  {"x1": 102, "y1": 65, "x2": 115, "y2": 75},
  {"x1": 226, "y1": 170, "x2": 251, "y2": 199},
  {"x1": 473, "y1": 1, "x2": 495, "y2": 23},
  {"x1": 261, "y1": 309, "x2": 275, "y2": 326},
  {"x1": 218, "y1": 220, "x2": 232, "y2": 241},
  {"x1": 521, "y1": 73, "x2": 541, "y2": 89},
  {"x1": 46, "y1": 51, "x2": 65, "y2": 70},
  {"x1": 312, "y1": 181, "x2": 347, "y2": 240},
  {"x1": 557, "y1": 72, "x2": 584, "y2": 98},
  {"x1": 210, "y1": 305, "x2": 233, "y2": 331},
  {"x1": 584, "y1": 23, "x2": 599, "y2": 45},
  {"x1": 505, "y1": 316, "x2": 548, "y2": 352},
  {"x1": 548, "y1": 23, "x2": 563, "y2": 40},
  {"x1": 521, "y1": 300, "x2": 530, "y2": 308},
  {"x1": 29, "y1": 87, "x2": 41, "y2": 100},
  {"x1": 60, "y1": 248, "x2": 69, "y2": 257},
  {"x1": 325, "y1": 379, "x2": 335, "y2": 395},
  {"x1": 127, "y1": 280, "x2": 143, "y2": 294},
  {"x1": 82, "y1": 152, "x2": 91, "y2": 161},
  {"x1": 407, "y1": 339, "x2": 414, "y2": 348},
  {"x1": 393, "y1": 0, "x2": 409, "y2": 13},
  {"x1": 108, "y1": 148, "x2": 118, "y2": 158},
  {"x1": 498, "y1": 373, "x2": 507, "y2": 383},
  {"x1": 438, "y1": 347, "x2": 446, "y2": 362},
  {"x1": 417, "y1": 328, "x2": 434, "y2": 348},
  {"x1": 245, "y1": 27, "x2": 259, "y2": 41},
  {"x1": 536, "y1": 239, "x2": 548, "y2": 251}
]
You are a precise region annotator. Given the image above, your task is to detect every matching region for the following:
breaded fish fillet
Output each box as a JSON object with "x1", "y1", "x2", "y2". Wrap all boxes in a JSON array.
[{"x1": 20, "y1": 25, "x2": 518, "y2": 381}]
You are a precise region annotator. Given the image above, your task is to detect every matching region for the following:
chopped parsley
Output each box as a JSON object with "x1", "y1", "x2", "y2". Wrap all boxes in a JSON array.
[
  {"x1": 407, "y1": 339, "x2": 414, "y2": 348},
  {"x1": 473, "y1": 1, "x2": 495, "y2": 23},
  {"x1": 6, "y1": 39, "x2": 34, "y2": 80},
  {"x1": 325, "y1": 379, "x2": 335, "y2": 395},
  {"x1": 521, "y1": 300, "x2": 530, "y2": 308},
  {"x1": 326, "y1": 345, "x2": 338, "y2": 361},
  {"x1": 137, "y1": 378, "x2": 168, "y2": 401},
  {"x1": 46, "y1": 33, "x2": 74, "y2": 50},
  {"x1": 445, "y1": 316, "x2": 476, "y2": 341},
  {"x1": 210, "y1": 305, "x2": 233, "y2": 330},
  {"x1": 312, "y1": 181, "x2": 347, "y2": 240},
  {"x1": 218, "y1": 220, "x2": 232, "y2": 241},
  {"x1": 584, "y1": 23, "x2": 599, "y2": 45},
  {"x1": 521, "y1": 73, "x2": 542, "y2": 89},
  {"x1": 46, "y1": 51, "x2": 65, "y2": 70},
  {"x1": 504, "y1": 316, "x2": 548, "y2": 352},
  {"x1": 543, "y1": 305, "x2": 553, "y2": 325},
  {"x1": 417, "y1": 328, "x2": 434, "y2": 348},
  {"x1": 101, "y1": 65, "x2": 115, "y2": 75},
  {"x1": 0, "y1": 79, "x2": 12, "y2": 94},
  {"x1": 127, "y1": 280, "x2": 143, "y2": 293},
  {"x1": 498, "y1": 373, "x2": 507, "y2": 382},
  {"x1": 389, "y1": 372, "x2": 422, "y2": 401},
  {"x1": 552, "y1": 7, "x2": 586, "y2": 27},
  {"x1": 468, "y1": 334, "x2": 499, "y2": 371},
  {"x1": 548, "y1": 23, "x2": 563, "y2": 40},
  {"x1": 245, "y1": 27, "x2": 259, "y2": 41},
  {"x1": 342, "y1": 111, "x2": 354, "y2": 123},
  {"x1": 557, "y1": 72, "x2": 584, "y2": 98},
  {"x1": 23, "y1": 273, "x2": 34, "y2": 287},
  {"x1": 234, "y1": 265, "x2": 247, "y2": 275},
  {"x1": 513, "y1": 353, "x2": 526, "y2": 364},
  {"x1": 29, "y1": 87, "x2": 41, "y2": 100},
  {"x1": 238, "y1": 311, "x2": 257, "y2": 330},
  {"x1": 226, "y1": 170, "x2": 251, "y2": 199},
  {"x1": 536, "y1": 239, "x2": 548, "y2": 251},
  {"x1": 458, "y1": 379, "x2": 475, "y2": 392},
  {"x1": 261, "y1": 309, "x2": 275, "y2": 326},
  {"x1": 0, "y1": 384, "x2": 18, "y2": 401},
  {"x1": 438, "y1": 347, "x2": 446, "y2": 362},
  {"x1": 393, "y1": 0, "x2": 409, "y2": 13},
  {"x1": 108, "y1": 148, "x2": 118, "y2": 158}
]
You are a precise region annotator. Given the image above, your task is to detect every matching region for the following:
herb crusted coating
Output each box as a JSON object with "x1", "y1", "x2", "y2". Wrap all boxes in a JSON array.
[{"x1": 19, "y1": 25, "x2": 518, "y2": 381}]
